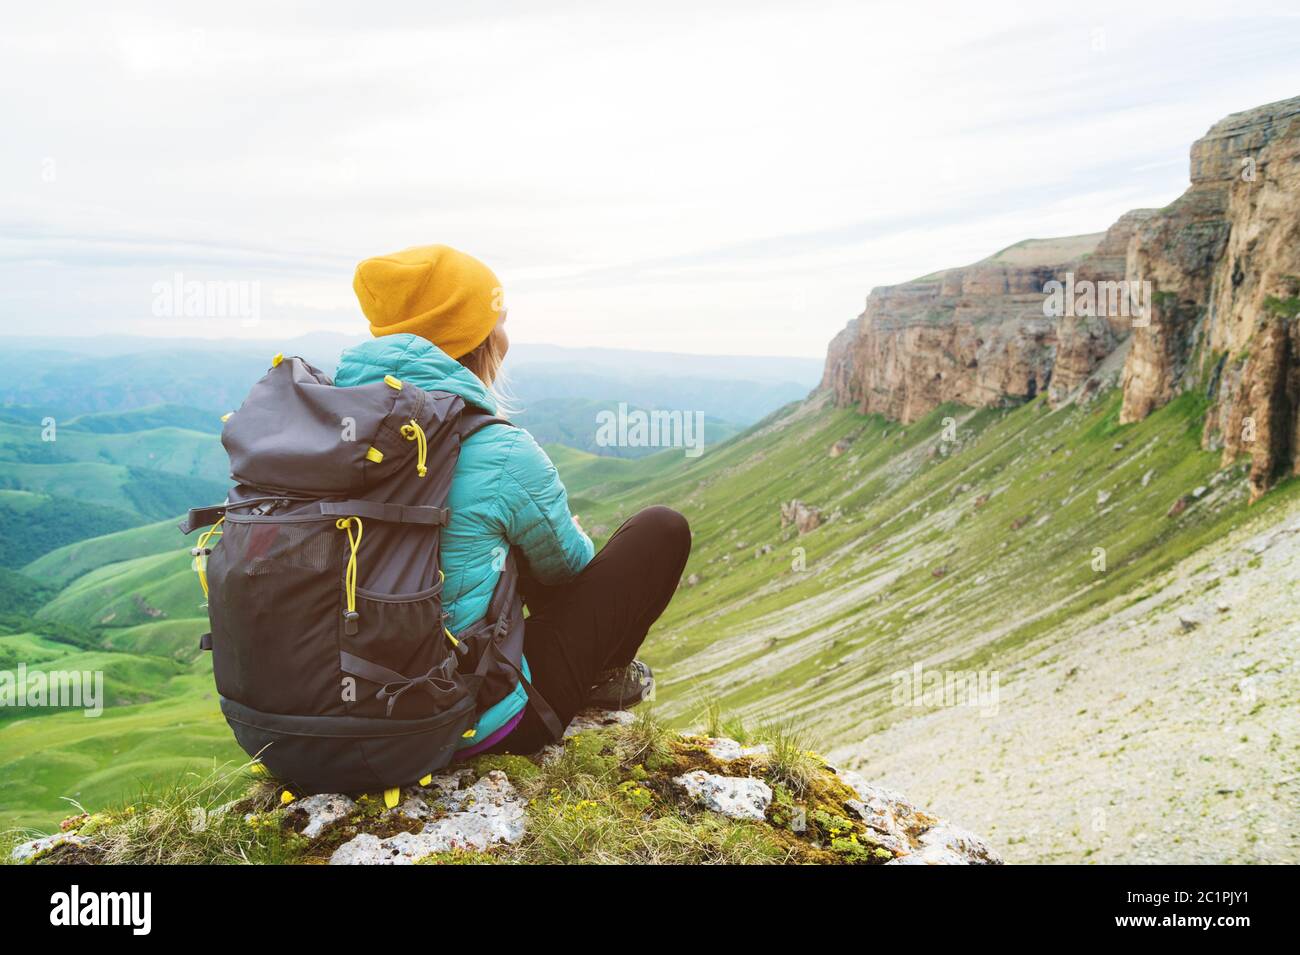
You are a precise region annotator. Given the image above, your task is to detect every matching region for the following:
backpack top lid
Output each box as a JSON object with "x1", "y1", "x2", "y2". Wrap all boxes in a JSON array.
[{"x1": 221, "y1": 355, "x2": 467, "y2": 496}]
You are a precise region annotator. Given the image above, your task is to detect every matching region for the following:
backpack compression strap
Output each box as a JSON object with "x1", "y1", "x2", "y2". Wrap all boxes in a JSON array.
[
  {"x1": 480, "y1": 559, "x2": 565, "y2": 742},
  {"x1": 454, "y1": 548, "x2": 566, "y2": 743},
  {"x1": 456, "y1": 408, "x2": 512, "y2": 442}
]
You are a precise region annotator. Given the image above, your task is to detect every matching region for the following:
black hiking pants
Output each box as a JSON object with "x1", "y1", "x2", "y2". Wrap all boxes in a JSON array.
[{"x1": 486, "y1": 505, "x2": 691, "y2": 754}]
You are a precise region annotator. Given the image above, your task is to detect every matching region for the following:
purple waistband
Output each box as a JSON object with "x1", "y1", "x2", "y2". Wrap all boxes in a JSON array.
[{"x1": 454, "y1": 710, "x2": 526, "y2": 760}]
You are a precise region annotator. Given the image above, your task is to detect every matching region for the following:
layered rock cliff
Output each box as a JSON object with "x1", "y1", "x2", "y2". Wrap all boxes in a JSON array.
[
  {"x1": 823, "y1": 94, "x2": 1300, "y2": 498},
  {"x1": 1121, "y1": 96, "x2": 1300, "y2": 500},
  {"x1": 821, "y1": 229, "x2": 1150, "y2": 424}
]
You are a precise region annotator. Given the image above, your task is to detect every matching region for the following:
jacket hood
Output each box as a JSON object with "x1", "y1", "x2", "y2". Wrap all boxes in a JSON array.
[{"x1": 334, "y1": 333, "x2": 497, "y2": 414}]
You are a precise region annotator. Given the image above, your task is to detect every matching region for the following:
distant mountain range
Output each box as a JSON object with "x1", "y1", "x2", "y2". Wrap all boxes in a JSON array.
[{"x1": 0, "y1": 335, "x2": 819, "y2": 458}]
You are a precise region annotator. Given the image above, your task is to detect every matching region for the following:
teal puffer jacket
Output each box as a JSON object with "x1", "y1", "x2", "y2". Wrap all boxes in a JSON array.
[{"x1": 334, "y1": 333, "x2": 594, "y2": 744}]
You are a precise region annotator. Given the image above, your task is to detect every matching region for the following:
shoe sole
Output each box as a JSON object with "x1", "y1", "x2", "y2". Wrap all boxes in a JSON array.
[{"x1": 588, "y1": 675, "x2": 655, "y2": 711}]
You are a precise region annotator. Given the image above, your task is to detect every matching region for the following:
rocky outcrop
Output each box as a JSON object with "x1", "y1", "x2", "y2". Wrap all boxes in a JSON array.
[
  {"x1": 329, "y1": 770, "x2": 527, "y2": 865},
  {"x1": 15, "y1": 710, "x2": 1001, "y2": 866},
  {"x1": 821, "y1": 232, "x2": 1136, "y2": 423},
  {"x1": 1127, "y1": 96, "x2": 1300, "y2": 501},
  {"x1": 1049, "y1": 210, "x2": 1157, "y2": 404},
  {"x1": 780, "y1": 499, "x2": 823, "y2": 534},
  {"x1": 822, "y1": 94, "x2": 1300, "y2": 500}
]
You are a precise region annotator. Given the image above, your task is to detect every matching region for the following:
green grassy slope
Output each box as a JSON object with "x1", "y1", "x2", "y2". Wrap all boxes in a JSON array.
[
  {"x1": 0, "y1": 663, "x2": 240, "y2": 831},
  {"x1": 0, "y1": 421, "x2": 228, "y2": 529},
  {"x1": 0, "y1": 421, "x2": 226, "y2": 481},
  {"x1": 517, "y1": 397, "x2": 739, "y2": 458},
  {"x1": 0, "y1": 489, "x2": 140, "y2": 570},
  {"x1": 573, "y1": 390, "x2": 1300, "y2": 743},
  {"x1": 64, "y1": 404, "x2": 225, "y2": 435},
  {"x1": 36, "y1": 550, "x2": 200, "y2": 630},
  {"x1": 544, "y1": 444, "x2": 685, "y2": 516},
  {"x1": 24, "y1": 517, "x2": 190, "y2": 589}
]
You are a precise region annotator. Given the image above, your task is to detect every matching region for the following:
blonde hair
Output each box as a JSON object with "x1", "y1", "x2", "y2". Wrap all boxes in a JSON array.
[{"x1": 458, "y1": 323, "x2": 515, "y2": 412}]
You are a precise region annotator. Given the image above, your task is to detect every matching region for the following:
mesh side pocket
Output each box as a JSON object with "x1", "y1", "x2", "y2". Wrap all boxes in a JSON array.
[{"x1": 207, "y1": 517, "x2": 346, "y2": 716}]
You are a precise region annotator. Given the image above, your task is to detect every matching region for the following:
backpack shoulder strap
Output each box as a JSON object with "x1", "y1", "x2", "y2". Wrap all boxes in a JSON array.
[{"x1": 456, "y1": 406, "x2": 512, "y2": 442}]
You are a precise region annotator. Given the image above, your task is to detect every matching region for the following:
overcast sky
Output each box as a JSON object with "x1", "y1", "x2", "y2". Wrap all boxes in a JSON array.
[{"x1": 1, "y1": 1, "x2": 1297, "y2": 357}]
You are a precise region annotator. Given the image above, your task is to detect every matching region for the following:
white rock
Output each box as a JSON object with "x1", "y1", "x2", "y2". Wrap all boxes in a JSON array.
[
  {"x1": 433, "y1": 769, "x2": 519, "y2": 815},
  {"x1": 11, "y1": 832, "x2": 86, "y2": 863},
  {"x1": 329, "y1": 770, "x2": 526, "y2": 865},
  {"x1": 392, "y1": 794, "x2": 431, "y2": 821},
  {"x1": 420, "y1": 769, "x2": 473, "y2": 794},
  {"x1": 287, "y1": 793, "x2": 356, "y2": 839},
  {"x1": 837, "y1": 771, "x2": 920, "y2": 855},
  {"x1": 887, "y1": 825, "x2": 1001, "y2": 865},
  {"x1": 837, "y1": 768, "x2": 1001, "y2": 864},
  {"x1": 673, "y1": 770, "x2": 772, "y2": 821},
  {"x1": 702, "y1": 737, "x2": 770, "y2": 761}
]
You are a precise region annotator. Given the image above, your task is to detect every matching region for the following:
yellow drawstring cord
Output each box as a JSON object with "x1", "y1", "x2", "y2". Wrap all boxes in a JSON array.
[
  {"x1": 399, "y1": 419, "x2": 428, "y2": 478},
  {"x1": 192, "y1": 517, "x2": 225, "y2": 601},
  {"x1": 438, "y1": 569, "x2": 461, "y2": 649},
  {"x1": 336, "y1": 517, "x2": 364, "y2": 632}
]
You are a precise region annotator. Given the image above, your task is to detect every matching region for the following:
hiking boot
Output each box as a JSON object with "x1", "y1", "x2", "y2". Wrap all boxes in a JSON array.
[{"x1": 587, "y1": 660, "x2": 655, "y2": 710}]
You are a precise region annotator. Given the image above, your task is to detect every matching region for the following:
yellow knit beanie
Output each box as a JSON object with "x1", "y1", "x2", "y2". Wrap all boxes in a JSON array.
[{"x1": 353, "y1": 244, "x2": 503, "y2": 359}]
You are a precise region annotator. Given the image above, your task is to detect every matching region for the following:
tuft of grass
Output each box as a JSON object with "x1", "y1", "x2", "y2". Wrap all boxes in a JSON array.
[
  {"x1": 756, "y1": 720, "x2": 825, "y2": 797},
  {"x1": 514, "y1": 783, "x2": 792, "y2": 865},
  {"x1": 614, "y1": 708, "x2": 676, "y2": 769}
]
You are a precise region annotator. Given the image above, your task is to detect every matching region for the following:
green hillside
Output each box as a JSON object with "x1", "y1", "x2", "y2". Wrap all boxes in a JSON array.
[
  {"x1": 0, "y1": 461, "x2": 224, "y2": 525},
  {"x1": 24, "y1": 517, "x2": 189, "y2": 589},
  {"x1": 0, "y1": 489, "x2": 139, "y2": 570},
  {"x1": 0, "y1": 568, "x2": 58, "y2": 615},
  {"x1": 0, "y1": 641, "x2": 188, "y2": 719},
  {"x1": 65, "y1": 404, "x2": 224, "y2": 435},
  {"x1": 0, "y1": 421, "x2": 227, "y2": 535},
  {"x1": 543, "y1": 444, "x2": 684, "y2": 516},
  {"x1": 516, "y1": 398, "x2": 739, "y2": 458},
  {"x1": 571, "y1": 390, "x2": 1300, "y2": 739},
  {"x1": 0, "y1": 662, "x2": 240, "y2": 831},
  {"x1": 36, "y1": 549, "x2": 200, "y2": 630},
  {"x1": 0, "y1": 421, "x2": 226, "y2": 480}
]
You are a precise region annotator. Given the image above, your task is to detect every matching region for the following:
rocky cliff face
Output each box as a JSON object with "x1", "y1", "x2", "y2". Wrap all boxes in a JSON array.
[
  {"x1": 1049, "y1": 209, "x2": 1157, "y2": 404},
  {"x1": 821, "y1": 231, "x2": 1141, "y2": 424},
  {"x1": 824, "y1": 94, "x2": 1300, "y2": 498},
  {"x1": 1120, "y1": 97, "x2": 1300, "y2": 500}
]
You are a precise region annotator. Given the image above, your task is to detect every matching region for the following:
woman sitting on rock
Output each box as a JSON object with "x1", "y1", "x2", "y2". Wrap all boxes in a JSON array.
[{"x1": 336, "y1": 244, "x2": 691, "y2": 755}]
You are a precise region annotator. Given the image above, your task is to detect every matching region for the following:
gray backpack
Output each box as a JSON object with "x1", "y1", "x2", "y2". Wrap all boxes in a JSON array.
[{"x1": 183, "y1": 354, "x2": 561, "y2": 796}]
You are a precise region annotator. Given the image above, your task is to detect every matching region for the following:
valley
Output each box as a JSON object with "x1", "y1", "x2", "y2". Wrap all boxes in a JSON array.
[{"x1": 2, "y1": 95, "x2": 1298, "y2": 864}]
